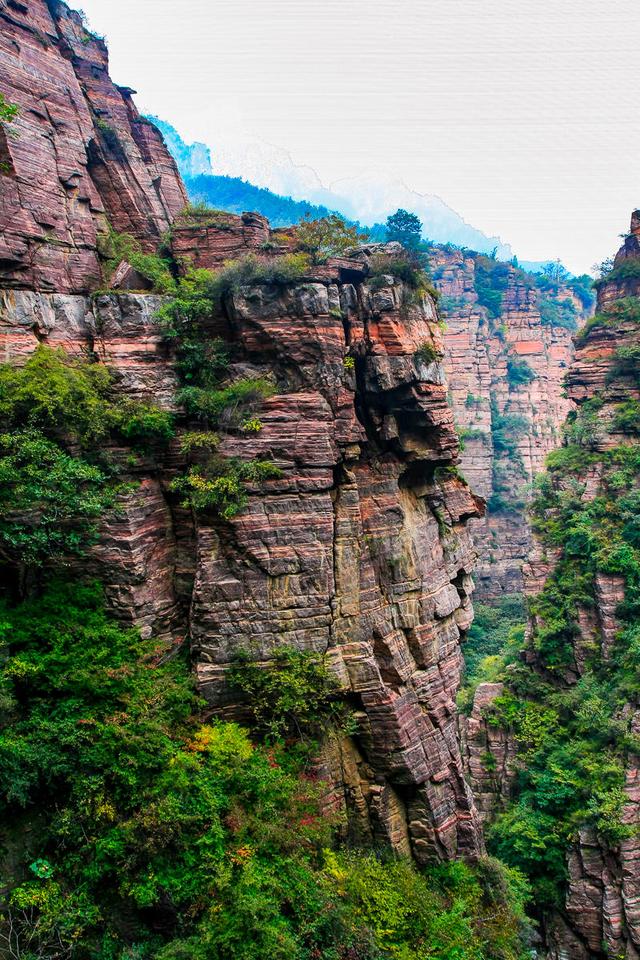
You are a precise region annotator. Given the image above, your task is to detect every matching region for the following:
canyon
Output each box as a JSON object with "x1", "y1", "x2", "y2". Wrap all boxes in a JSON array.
[{"x1": 1, "y1": 2, "x2": 637, "y2": 958}]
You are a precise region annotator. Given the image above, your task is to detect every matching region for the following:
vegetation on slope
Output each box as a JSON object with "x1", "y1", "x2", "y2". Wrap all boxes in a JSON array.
[{"x1": 459, "y1": 281, "x2": 640, "y2": 910}]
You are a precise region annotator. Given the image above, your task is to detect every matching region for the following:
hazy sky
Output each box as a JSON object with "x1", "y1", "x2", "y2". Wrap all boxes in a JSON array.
[{"x1": 78, "y1": 0, "x2": 639, "y2": 274}]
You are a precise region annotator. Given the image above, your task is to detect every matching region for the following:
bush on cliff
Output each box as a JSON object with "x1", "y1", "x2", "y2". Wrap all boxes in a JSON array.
[
  {"x1": 97, "y1": 226, "x2": 177, "y2": 294},
  {"x1": 506, "y1": 357, "x2": 535, "y2": 387},
  {"x1": 0, "y1": 578, "x2": 531, "y2": 960},
  {"x1": 0, "y1": 346, "x2": 173, "y2": 567}
]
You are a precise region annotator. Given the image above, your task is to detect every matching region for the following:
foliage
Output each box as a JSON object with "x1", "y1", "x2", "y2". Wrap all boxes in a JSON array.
[
  {"x1": 473, "y1": 255, "x2": 514, "y2": 318},
  {"x1": 96, "y1": 227, "x2": 177, "y2": 294},
  {"x1": 175, "y1": 201, "x2": 236, "y2": 228},
  {"x1": 575, "y1": 297, "x2": 640, "y2": 345},
  {"x1": 414, "y1": 341, "x2": 442, "y2": 365},
  {"x1": 0, "y1": 580, "x2": 530, "y2": 960},
  {"x1": 612, "y1": 398, "x2": 640, "y2": 434},
  {"x1": 228, "y1": 647, "x2": 342, "y2": 742},
  {"x1": 538, "y1": 295, "x2": 579, "y2": 330},
  {"x1": 0, "y1": 93, "x2": 19, "y2": 126},
  {"x1": 385, "y1": 208, "x2": 422, "y2": 249},
  {"x1": 296, "y1": 214, "x2": 365, "y2": 262},
  {"x1": 506, "y1": 357, "x2": 535, "y2": 387},
  {"x1": 594, "y1": 257, "x2": 640, "y2": 289},
  {"x1": 176, "y1": 377, "x2": 275, "y2": 426},
  {"x1": 490, "y1": 398, "x2": 529, "y2": 464},
  {"x1": 0, "y1": 430, "x2": 115, "y2": 567},
  {"x1": 170, "y1": 456, "x2": 282, "y2": 519},
  {"x1": 459, "y1": 595, "x2": 526, "y2": 702},
  {"x1": 368, "y1": 251, "x2": 436, "y2": 300},
  {"x1": 107, "y1": 400, "x2": 175, "y2": 448},
  {"x1": 0, "y1": 344, "x2": 112, "y2": 444},
  {"x1": 0, "y1": 346, "x2": 173, "y2": 566}
]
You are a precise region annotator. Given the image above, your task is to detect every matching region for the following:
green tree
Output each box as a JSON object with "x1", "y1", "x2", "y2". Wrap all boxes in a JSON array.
[
  {"x1": 295, "y1": 214, "x2": 364, "y2": 263},
  {"x1": 385, "y1": 208, "x2": 422, "y2": 249}
]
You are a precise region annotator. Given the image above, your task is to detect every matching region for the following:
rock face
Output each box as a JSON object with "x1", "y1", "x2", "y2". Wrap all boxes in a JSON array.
[
  {"x1": 0, "y1": 236, "x2": 486, "y2": 865},
  {"x1": 469, "y1": 213, "x2": 640, "y2": 959},
  {"x1": 435, "y1": 249, "x2": 592, "y2": 599},
  {"x1": 0, "y1": 0, "x2": 186, "y2": 294}
]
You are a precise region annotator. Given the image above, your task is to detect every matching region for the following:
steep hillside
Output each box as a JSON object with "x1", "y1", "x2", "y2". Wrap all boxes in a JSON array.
[{"x1": 463, "y1": 212, "x2": 640, "y2": 958}]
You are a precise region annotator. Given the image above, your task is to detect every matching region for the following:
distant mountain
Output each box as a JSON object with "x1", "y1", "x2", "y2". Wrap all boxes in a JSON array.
[
  {"x1": 150, "y1": 118, "x2": 513, "y2": 256},
  {"x1": 149, "y1": 116, "x2": 212, "y2": 179},
  {"x1": 184, "y1": 174, "x2": 342, "y2": 229},
  {"x1": 150, "y1": 119, "x2": 582, "y2": 277}
]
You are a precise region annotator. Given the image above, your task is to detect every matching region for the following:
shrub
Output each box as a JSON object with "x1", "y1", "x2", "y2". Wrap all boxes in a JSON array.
[
  {"x1": 0, "y1": 430, "x2": 115, "y2": 567},
  {"x1": 295, "y1": 214, "x2": 364, "y2": 262},
  {"x1": 176, "y1": 377, "x2": 275, "y2": 427},
  {"x1": 107, "y1": 400, "x2": 175, "y2": 448},
  {"x1": 506, "y1": 357, "x2": 535, "y2": 387},
  {"x1": 593, "y1": 258, "x2": 640, "y2": 289},
  {"x1": 176, "y1": 201, "x2": 236, "y2": 228},
  {"x1": 575, "y1": 297, "x2": 640, "y2": 345},
  {"x1": 96, "y1": 226, "x2": 176, "y2": 294},
  {"x1": 0, "y1": 92, "x2": 19, "y2": 126},
  {"x1": 538, "y1": 295, "x2": 578, "y2": 330},
  {"x1": 369, "y1": 251, "x2": 435, "y2": 297},
  {"x1": 0, "y1": 344, "x2": 112, "y2": 444},
  {"x1": 613, "y1": 398, "x2": 640, "y2": 434},
  {"x1": 414, "y1": 341, "x2": 442, "y2": 365},
  {"x1": 473, "y1": 255, "x2": 514, "y2": 318},
  {"x1": 228, "y1": 647, "x2": 341, "y2": 742},
  {"x1": 170, "y1": 456, "x2": 282, "y2": 518},
  {"x1": 0, "y1": 346, "x2": 176, "y2": 564}
]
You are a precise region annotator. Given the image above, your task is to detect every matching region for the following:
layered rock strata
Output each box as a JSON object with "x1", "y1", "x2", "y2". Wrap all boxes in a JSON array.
[
  {"x1": 436, "y1": 250, "x2": 591, "y2": 599},
  {"x1": 465, "y1": 213, "x2": 640, "y2": 959},
  {"x1": 0, "y1": 226, "x2": 486, "y2": 864},
  {"x1": 0, "y1": 0, "x2": 186, "y2": 294}
]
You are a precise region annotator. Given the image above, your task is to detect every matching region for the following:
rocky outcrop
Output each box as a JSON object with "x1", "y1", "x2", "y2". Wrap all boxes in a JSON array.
[
  {"x1": 0, "y1": 0, "x2": 186, "y2": 294},
  {"x1": 460, "y1": 682, "x2": 517, "y2": 821},
  {"x1": 0, "y1": 227, "x2": 486, "y2": 861},
  {"x1": 435, "y1": 249, "x2": 592, "y2": 599}
]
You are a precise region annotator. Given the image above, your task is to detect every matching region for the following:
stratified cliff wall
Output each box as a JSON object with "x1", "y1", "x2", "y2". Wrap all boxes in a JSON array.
[
  {"x1": 435, "y1": 249, "x2": 592, "y2": 600},
  {"x1": 0, "y1": 0, "x2": 186, "y2": 294},
  {"x1": 463, "y1": 212, "x2": 640, "y2": 959},
  {"x1": 0, "y1": 246, "x2": 485, "y2": 861},
  {"x1": 0, "y1": 0, "x2": 487, "y2": 863}
]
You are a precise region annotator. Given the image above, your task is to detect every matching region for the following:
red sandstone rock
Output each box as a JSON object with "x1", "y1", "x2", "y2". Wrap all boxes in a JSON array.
[
  {"x1": 435, "y1": 248, "x2": 591, "y2": 599},
  {"x1": 0, "y1": 0, "x2": 186, "y2": 294}
]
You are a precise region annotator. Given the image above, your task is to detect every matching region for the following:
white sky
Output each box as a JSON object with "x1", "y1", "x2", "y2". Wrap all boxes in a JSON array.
[{"x1": 78, "y1": 0, "x2": 640, "y2": 274}]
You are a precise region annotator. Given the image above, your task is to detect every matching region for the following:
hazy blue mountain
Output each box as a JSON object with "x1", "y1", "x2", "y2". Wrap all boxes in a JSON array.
[
  {"x1": 150, "y1": 117, "x2": 513, "y2": 255},
  {"x1": 149, "y1": 116, "x2": 212, "y2": 179}
]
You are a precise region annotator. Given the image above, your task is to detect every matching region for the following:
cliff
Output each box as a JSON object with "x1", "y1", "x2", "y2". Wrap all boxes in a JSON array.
[
  {"x1": 463, "y1": 212, "x2": 640, "y2": 958},
  {"x1": 0, "y1": 3, "x2": 549, "y2": 954},
  {"x1": 0, "y1": 238, "x2": 486, "y2": 863},
  {"x1": 435, "y1": 249, "x2": 593, "y2": 600},
  {"x1": 0, "y1": 0, "x2": 186, "y2": 294}
]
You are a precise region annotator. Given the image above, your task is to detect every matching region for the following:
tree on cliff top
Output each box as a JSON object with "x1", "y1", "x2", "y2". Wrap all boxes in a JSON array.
[
  {"x1": 385, "y1": 208, "x2": 422, "y2": 249},
  {"x1": 296, "y1": 213, "x2": 365, "y2": 263}
]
